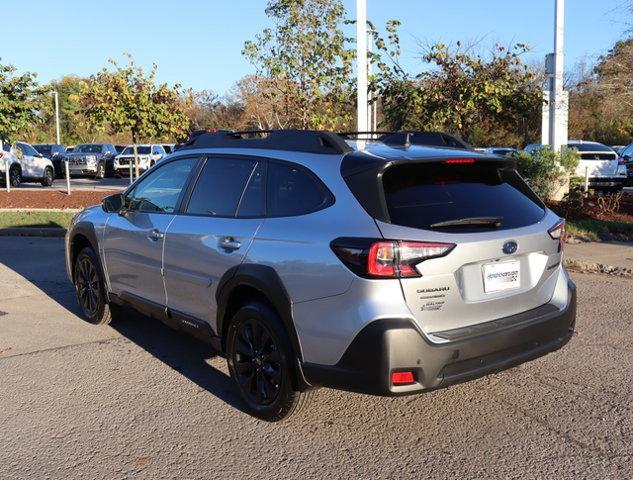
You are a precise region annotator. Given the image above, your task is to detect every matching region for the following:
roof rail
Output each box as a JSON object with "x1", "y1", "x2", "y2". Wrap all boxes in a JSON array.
[{"x1": 178, "y1": 129, "x2": 353, "y2": 155}]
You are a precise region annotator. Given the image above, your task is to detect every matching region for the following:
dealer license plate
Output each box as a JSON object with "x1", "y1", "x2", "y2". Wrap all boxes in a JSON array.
[{"x1": 483, "y1": 260, "x2": 520, "y2": 293}]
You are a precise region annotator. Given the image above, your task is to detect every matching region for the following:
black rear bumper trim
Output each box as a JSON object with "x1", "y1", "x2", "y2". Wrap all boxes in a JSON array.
[{"x1": 303, "y1": 280, "x2": 576, "y2": 396}]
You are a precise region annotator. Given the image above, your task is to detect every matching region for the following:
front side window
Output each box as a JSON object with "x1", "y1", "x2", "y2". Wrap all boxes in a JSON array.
[
  {"x1": 18, "y1": 143, "x2": 37, "y2": 156},
  {"x1": 186, "y1": 157, "x2": 258, "y2": 217},
  {"x1": 266, "y1": 162, "x2": 332, "y2": 217},
  {"x1": 124, "y1": 157, "x2": 197, "y2": 213}
]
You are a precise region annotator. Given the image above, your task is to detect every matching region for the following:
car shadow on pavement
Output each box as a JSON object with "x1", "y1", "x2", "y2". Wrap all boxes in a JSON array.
[{"x1": 111, "y1": 307, "x2": 248, "y2": 414}]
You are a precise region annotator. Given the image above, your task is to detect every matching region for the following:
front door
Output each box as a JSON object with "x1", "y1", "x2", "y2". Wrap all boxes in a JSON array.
[
  {"x1": 102, "y1": 157, "x2": 198, "y2": 307},
  {"x1": 163, "y1": 156, "x2": 265, "y2": 329}
]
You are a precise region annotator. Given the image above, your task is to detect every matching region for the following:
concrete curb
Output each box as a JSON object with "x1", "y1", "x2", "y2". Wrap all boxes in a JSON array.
[
  {"x1": 564, "y1": 258, "x2": 633, "y2": 278},
  {"x1": 0, "y1": 228, "x2": 66, "y2": 238}
]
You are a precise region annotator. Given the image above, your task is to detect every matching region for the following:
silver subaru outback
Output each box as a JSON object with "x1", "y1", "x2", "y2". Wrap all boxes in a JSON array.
[{"x1": 65, "y1": 130, "x2": 576, "y2": 421}]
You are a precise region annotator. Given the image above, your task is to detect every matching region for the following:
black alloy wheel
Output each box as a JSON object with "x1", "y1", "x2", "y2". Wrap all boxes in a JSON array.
[
  {"x1": 232, "y1": 317, "x2": 282, "y2": 406},
  {"x1": 227, "y1": 302, "x2": 314, "y2": 421},
  {"x1": 76, "y1": 255, "x2": 100, "y2": 318},
  {"x1": 9, "y1": 165, "x2": 21, "y2": 188}
]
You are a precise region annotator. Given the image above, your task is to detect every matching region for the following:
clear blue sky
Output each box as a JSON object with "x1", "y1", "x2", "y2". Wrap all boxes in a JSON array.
[{"x1": 3, "y1": 0, "x2": 630, "y2": 94}]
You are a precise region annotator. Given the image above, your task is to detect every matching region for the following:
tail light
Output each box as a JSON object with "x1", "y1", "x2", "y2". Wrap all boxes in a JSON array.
[
  {"x1": 548, "y1": 220, "x2": 566, "y2": 252},
  {"x1": 331, "y1": 238, "x2": 455, "y2": 279},
  {"x1": 618, "y1": 157, "x2": 626, "y2": 165}
]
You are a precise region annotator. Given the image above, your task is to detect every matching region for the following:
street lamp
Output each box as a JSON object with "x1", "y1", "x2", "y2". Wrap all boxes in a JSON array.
[
  {"x1": 51, "y1": 90, "x2": 61, "y2": 145},
  {"x1": 356, "y1": 0, "x2": 368, "y2": 134}
]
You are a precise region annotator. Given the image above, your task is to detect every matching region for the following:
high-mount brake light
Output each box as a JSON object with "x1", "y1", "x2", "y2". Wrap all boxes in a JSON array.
[
  {"x1": 331, "y1": 239, "x2": 455, "y2": 279},
  {"x1": 548, "y1": 220, "x2": 567, "y2": 252},
  {"x1": 443, "y1": 158, "x2": 476, "y2": 164}
]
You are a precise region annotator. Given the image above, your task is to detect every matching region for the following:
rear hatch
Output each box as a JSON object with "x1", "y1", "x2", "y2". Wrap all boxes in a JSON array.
[
  {"x1": 375, "y1": 159, "x2": 563, "y2": 336},
  {"x1": 571, "y1": 144, "x2": 619, "y2": 178}
]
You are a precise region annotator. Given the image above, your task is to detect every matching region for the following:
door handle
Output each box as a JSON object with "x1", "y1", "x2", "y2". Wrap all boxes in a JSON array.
[
  {"x1": 147, "y1": 229, "x2": 164, "y2": 242},
  {"x1": 219, "y1": 236, "x2": 241, "y2": 251}
]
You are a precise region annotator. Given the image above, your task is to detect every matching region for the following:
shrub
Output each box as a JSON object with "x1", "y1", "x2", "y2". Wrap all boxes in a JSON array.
[{"x1": 512, "y1": 147, "x2": 579, "y2": 200}]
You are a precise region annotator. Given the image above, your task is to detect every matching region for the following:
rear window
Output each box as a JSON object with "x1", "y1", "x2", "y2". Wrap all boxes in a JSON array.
[
  {"x1": 568, "y1": 143, "x2": 613, "y2": 153},
  {"x1": 382, "y1": 162, "x2": 545, "y2": 232}
]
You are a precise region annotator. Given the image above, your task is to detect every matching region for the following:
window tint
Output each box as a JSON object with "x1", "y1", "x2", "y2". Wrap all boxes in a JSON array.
[
  {"x1": 125, "y1": 157, "x2": 196, "y2": 213},
  {"x1": 382, "y1": 162, "x2": 545, "y2": 232},
  {"x1": 568, "y1": 142, "x2": 613, "y2": 153},
  {"x1": 267, "y1": 162, "x2": 331, "y2": 217},
  {"x1": 237, "y1": 161, "x2": 265, "y2": 217},
  {"x1": 187, "y1": 157, "x2": 257, "y2": 216}
]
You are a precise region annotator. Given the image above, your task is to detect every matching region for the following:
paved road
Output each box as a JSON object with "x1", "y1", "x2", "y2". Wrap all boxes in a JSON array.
[{"x1": 0, "y1": 238, "x2": 631, "y2": 479}]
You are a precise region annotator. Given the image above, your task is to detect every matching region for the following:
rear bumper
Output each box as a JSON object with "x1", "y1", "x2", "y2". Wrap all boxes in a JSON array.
[
  {"x1": 587, "y1": 177, "x2": 625, "y2": 188},
  {"x1": 302, "y1": 279, "x2": 576, "y2": 396}
]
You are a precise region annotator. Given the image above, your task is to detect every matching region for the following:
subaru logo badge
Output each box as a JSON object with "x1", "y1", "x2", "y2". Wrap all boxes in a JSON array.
[{"x1": 503, "y1": 241, "x2": 518, "y2": 255}]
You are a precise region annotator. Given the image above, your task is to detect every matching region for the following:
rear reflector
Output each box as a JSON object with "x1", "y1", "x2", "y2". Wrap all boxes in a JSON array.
[
  {"x1": 443, "y1": 158, "x2": 476, "y2": 164},
  {"x1": 391, "y1": 371, "x2": 415, "y2": 385}
]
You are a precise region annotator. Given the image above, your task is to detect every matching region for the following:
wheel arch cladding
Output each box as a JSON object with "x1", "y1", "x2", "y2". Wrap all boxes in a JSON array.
[
  {"x1": 70, "y1": 222, "x2": 100, "y2": 279},
  {"x1": 216, "y1": 264, "x2": 303, "y2": 362}
]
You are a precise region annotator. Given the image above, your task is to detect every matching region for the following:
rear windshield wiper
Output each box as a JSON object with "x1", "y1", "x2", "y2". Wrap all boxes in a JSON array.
[{"x1": 430, "y1": 216, "x2": 503, "y2": 228}]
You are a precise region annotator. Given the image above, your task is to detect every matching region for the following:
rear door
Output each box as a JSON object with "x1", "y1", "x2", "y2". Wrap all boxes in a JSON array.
[
  {"x1": 102, "y1": 157, "x2": 198, "y2": 307},
  {"x1": 375, "y1": 160, "x2": 563, "y2": 335},
  {"x1": 162, "y1": 156, "x2": 265, "y2": 328}
]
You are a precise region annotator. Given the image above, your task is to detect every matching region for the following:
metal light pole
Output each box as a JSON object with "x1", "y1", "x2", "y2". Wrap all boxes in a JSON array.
[
  {"x1": 52, "y1": 91, "x2": 61, "y2": 145},
  {"x1": 548, "y1": 0, "x2": 567, "y2": 153},
  {"x1": 356, "y1": 0, "x2": 368, "y2": 136}
]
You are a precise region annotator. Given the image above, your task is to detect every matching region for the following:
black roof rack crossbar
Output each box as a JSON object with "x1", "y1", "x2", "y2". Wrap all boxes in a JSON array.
[{"x1": 179, "y1": 129, "x2": 352, "y2": 155}]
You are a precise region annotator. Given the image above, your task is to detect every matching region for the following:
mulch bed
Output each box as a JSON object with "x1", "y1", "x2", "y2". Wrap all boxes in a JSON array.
[
  {"x1": 549, "y1": 193, "x2": 633, "y2": 224},
  {"x1": 0, "y1": 190, "x2": 117, "y2": 210}
]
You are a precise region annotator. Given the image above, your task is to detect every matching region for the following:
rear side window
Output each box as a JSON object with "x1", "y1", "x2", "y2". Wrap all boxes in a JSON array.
[
  {"x1": 267, "y1": 162, "x2": 333, "y2": 217},
  {"x1": 382, "y1": 162, "x2": 545, "y2": 232},
  {"x1": 187, "y1": 157, "x2": 257, "y2": 216}
]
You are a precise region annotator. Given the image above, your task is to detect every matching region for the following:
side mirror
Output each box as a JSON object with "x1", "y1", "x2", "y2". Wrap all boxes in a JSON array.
[
  {"x1": 36, "y1": 152, "x2": 43, "y2": 158},
  {"x1": 102, "y1": 193, "x2": 123, "y2": 213}
]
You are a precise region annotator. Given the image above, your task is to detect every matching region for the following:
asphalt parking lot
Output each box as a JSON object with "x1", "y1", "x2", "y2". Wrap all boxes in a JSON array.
[
  {"x1": 0, "y1": 237, "x2": 631, "y2": 479},
  {"x1": 17, "y1": 176, "x2": 129, "y2": 192}
]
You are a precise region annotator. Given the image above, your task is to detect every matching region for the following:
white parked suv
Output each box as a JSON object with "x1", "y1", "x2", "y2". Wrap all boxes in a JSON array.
[
  {"x1": 525, "y1": 141, "x2": 627, "y2": 191},
  {"x1": 113, "y1": 144, "x2": 166, "y2": 176},
  {"x1": 0, "y1": 141, "x2": 55, "y2": 188}
]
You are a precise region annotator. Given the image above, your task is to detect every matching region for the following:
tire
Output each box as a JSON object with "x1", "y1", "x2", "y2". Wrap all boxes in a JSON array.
[
  {"x1": 73, "y1": 247, "x2": 120, "y2": 325},
  {"x1": 226, "y1": 302, "x2": 313, "y2": 422},
  {"x1": 8, "y1": 165, "x2": 21, "y2": 188},
  {"x1": 41, "y1": 167, "x2": 54, "y2": 187},
  {"x1": 95, "y1": 162, "x2": 106, "y2": 179}
]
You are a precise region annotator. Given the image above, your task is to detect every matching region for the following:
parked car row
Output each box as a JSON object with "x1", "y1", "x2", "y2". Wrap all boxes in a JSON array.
[
  {"x1": 0, "y1": 140, "x2": 176, "y2": 188},
  {"x1": 478, "y1": 140, "x2": 630, "y2": 191}
]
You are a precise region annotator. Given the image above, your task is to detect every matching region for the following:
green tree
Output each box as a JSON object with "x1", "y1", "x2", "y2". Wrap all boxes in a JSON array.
[
  {"x1": 78, "y1": 54, "x2": 190, "y2": 174},
  {"x1": 569, "y1": 38, "x2": 633, "y2": 144},
  {"x1": 243, "y1": 0, "x2": 354, "y2": 130},
  {"x1": 373, "y1": 30, "x2": 543, "y2": 146},
  {"x1": 0, "y1": 60, "x2": 47, "y2": 144}
]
